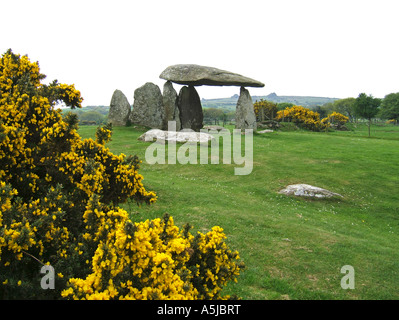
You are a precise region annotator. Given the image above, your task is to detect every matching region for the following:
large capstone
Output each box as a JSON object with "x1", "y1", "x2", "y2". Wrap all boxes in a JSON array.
[
  {"x1": 129, "y1": 82, "x2": 165, "y2": 129},
  {"x1": 160, "y1": 64, "x2": 265, "y2": 87},
  {"x1": 235, "y1": 86, "x2": 257, "y2": 130},
  {"x1": 178, "y1": 85, "x2": 203, "y2": 132},
  {"x1": 162, "y1": 81, "x2": 181, "y2": 130},
  {"x1": 108, "y1": 89, "x2": 131, "y2": 126}
]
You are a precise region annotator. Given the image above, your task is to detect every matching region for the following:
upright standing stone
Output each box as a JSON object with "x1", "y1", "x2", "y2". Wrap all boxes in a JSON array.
[
  {"x1": 235, "y1": 86, "x2": 257, "y2": 130},
  {"x1": 129, "y1": 82, "x2": 164, "y2": 129},
  {"x1": 108, "y1": 89, "x2": 131, "y2": 126},
  {"x1": 162, "y1": 81, "x2": 181, "y2": 130},
  {"x1": 177, "y1": 85, "x2": 203, "y2": 132}
]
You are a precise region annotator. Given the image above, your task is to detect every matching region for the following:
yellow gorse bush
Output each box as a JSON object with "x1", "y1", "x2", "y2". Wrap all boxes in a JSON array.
[
  {"x1": 0, "y1": 49, "x2": 243, "y2": 299},
  {"x1": 321, "y1": 112, "x2": 349, "y2": 125},
  {"x1": 62, "y1": 212, "x2": 241, "y2": 300},
  {"x1": 253, "y1": 99, "x2": 278, "y2": 122},
  {"x1": 276, "y1": 105, "x2": 328, "y2": 131}
]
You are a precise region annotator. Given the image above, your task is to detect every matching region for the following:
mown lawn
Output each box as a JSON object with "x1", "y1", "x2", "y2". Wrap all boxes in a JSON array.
[
  {"x1": 329, "y1": 122, "x2": 399, "y2": 140},
  {"x1": 78, "y1": 124, "x2": 399, "y2": 300}
]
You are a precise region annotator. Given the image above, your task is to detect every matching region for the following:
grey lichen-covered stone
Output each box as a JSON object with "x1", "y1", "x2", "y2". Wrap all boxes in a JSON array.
[
  {"x1": 160, "y1": 64, "x2": 265, "y2": 87},
  {"x1": 177, "y1": 85, "x2": 203, "y2": 132},
  {"x1": 162, "y1": 81, "x2": 181, "y2": 130},
  {"x1": 279, "y1": 184, "x2": 343, "y2": 198},
  {"x1": 108, "y1": 89, "x2": 131, "y2": 126},
  {"x1": 138, "y1": 129, "x2": 215, "y2": 143},
  {"x1": 235, "y1": 87, "x2": 257, "y2": 130},
  {"x1": 130, "y1": 82, "x2": 165, "y2": 129}
]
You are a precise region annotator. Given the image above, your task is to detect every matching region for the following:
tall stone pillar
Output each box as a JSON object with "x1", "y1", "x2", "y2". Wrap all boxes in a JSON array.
[
  {"x1": 177, "y1": 85, "x2": 203, "y2": 132},
  {"x1": 129, "y1": 82, "x2": 164, "y2": 129},
  {"x1": 162, "y1": 81, "x2": 181, "y2": 131},
  {"x1": 235, "y1": 86, "x2": 257, "y2": 130},
  {"x1": 108, "y1": 89, "x2": 131, "y2": 126}
]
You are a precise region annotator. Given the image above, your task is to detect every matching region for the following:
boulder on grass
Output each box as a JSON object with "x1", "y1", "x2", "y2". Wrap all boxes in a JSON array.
[{"x1": 279, "y1": 184, "x2": 343, "y2": 198}]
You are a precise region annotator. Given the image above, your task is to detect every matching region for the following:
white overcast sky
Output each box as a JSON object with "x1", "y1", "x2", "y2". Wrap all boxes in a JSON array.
[{"x1": 1, "y1": 0, "x2": 398, "y2": 106}]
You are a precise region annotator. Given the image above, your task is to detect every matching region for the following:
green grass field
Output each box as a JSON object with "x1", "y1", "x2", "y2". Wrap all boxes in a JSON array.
[{"x1": 78, "y1": 124, "x2": 399, "y2": 300}]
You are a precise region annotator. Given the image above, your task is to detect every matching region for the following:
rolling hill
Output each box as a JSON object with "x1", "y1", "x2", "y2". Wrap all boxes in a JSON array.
[{"x1": 201, "y1": 92, "x2": 339, "y2": 111}]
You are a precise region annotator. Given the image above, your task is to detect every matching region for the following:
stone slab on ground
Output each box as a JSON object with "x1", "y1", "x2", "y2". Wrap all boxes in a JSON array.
[
  {"x1": 279, "y1": 184, "x2": 343, "y2": 198},
  {"x1": 138, "y1": 129, "x2": 215, "y2": 143},
  {"x1": 257, "y1": 129, "x2": 274, "y2": 133}
]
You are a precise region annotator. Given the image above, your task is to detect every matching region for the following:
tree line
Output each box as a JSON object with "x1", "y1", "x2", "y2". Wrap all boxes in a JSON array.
[
  {"x1": 254, "y1": 92, "x2": 399, "y2": 137},
  {"x1": 316, "y1": 93, "x2": 399, "y2": 124},
  {"x1": 317, "y1": 92, "x2": 399, "y2": 136}
]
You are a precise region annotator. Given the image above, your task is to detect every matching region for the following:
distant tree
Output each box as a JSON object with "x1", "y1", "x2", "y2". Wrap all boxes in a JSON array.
[
  {"x1": 380, "y1": 92, "x2": 399, "y2": 122},
  {"x1": 314, "y1": 105, "x2": 328, "y2": 119},
  {"x1": 354, "y1": 93, "x2": 381, "y2": 137},
  {"x1": 78, "y1": 110, "x2": 105, "y2": 124},
  {"x1": 225, "y1": 111, "x2": 235, "y2": 124},
  {"x1": 203, "y1": 107, "x2": 224, "y2": 124},
  {"x1": 334, "y1": 98, "x2": 356, "y2": 122},
  {"x1": 320, "y1": 102, "x2": 335, "y2": 115}
]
